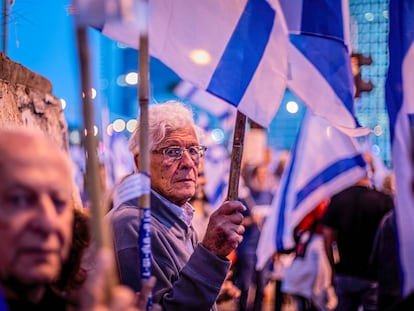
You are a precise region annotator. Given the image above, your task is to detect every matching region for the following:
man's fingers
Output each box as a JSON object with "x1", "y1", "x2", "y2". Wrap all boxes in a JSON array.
[
  {"x1": 216, "y1": 201, "x2": 246, "y2": 215},
  {"x1": 227, "y1": 211, "x2": 244, "y2": 225},
  {"x1": 136, "y1": 276, "x2": 156, "y2": 310},
  {"x1": 78, "y1": 248, "x2": 114, "y2": 310},
  {"x1": 109, "y1": 286, "x2": 136, "y2": 311},
  {"x1": 235, "y1": 224, "x2": 245, "y2": 235}
]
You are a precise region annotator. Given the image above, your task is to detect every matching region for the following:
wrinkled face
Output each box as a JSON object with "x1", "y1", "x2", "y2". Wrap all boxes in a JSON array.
[
  {"x1": 150, "y1": 126, "x2": 200, "y2": 206},
  {"x1": 0, "y1": 148, "x2": 74, "y2": 286}
]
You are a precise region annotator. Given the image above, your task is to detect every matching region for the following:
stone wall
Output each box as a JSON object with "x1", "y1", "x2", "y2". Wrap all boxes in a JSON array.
[{"x1": 0, "y1": 52, "x2": 68, "y2": 151}]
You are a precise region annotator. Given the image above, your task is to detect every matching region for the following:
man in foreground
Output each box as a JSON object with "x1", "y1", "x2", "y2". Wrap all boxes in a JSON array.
[
  {"x1": 0, "y1": 127, "x2": 156, "y2": 310},
  {"x1": 109, "y1": 101, "x2": 246, "y2": 310}
]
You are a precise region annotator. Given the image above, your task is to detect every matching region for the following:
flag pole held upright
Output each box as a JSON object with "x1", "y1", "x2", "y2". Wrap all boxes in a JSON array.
[
  {"x1": 226, "y1": 111, "x2": 247, "y2": 201},
  {"x1": 74, "y1": 11, "x2": 116, "y2": 302},
  {"x1": 137, "y1": 0, "x2": 152, "y2": 307},
  {"x1": 75, "y1": 26, "x2": 112, "y2": 252}
]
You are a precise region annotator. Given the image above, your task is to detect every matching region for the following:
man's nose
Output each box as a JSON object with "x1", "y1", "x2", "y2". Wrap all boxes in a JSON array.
[
  {"x1": 180, "y1": 149, "x2": 197, "y2": 166},
  {"x1": 34, "y1": 194, "x2": 59, "y2": 232}
]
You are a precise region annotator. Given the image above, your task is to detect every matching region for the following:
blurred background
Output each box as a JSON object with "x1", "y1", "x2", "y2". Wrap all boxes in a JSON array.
[{"x1": 0, "y1": 0, "x2": 391, "y2": 188}]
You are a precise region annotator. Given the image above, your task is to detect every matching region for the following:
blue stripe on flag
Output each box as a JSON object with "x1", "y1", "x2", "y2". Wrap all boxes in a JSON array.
[
  {"x1": 184, "y1": 86, "x2": 198, "y2": 100},
  {"x1": 275, "y1": 143, "x2": 298, "y2": 251},
  {"x1": 295, "y1": 154, "x2": 365, "y2": 208},
  {"x1": 290, "y1": 34, "x2": 355, "y2": 116},
  {"x1": 409, "y1": 114, "x2": 414, "y2": 126},
  {"x1": 301, "y1": 0, "x2": 344, "y2": 41},
  {"x1": 207, "y1": 0, "x2": 274, "y2": 105}
]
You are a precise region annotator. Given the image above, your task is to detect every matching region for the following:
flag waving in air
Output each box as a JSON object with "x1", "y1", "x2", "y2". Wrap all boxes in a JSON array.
[
  {"x1": 95, "y1": 0, "x2": 289, "y2": 128},
  {"x1": 257, "y1": 110, "x2": 367, "y2": 270},
  {"x1": 280, "y1": 0, "x2": 369, "y2": 136},
  {"x1": 385, "y1": 0, "x2": 414, "y2": 296}
]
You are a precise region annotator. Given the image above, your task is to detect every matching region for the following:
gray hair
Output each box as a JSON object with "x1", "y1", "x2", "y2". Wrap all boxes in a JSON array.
[{"x1": 128, "y1": 100, "x2": 201, "y2": 156}]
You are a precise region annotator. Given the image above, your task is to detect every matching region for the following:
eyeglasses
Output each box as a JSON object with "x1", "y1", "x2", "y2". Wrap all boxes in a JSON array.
[{"x1": 152, "y1": 145, "x2": 207, "y2": 162}]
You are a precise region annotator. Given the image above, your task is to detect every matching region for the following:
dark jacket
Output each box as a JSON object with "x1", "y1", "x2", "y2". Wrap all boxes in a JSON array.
[{"x1": 108, "y1": 188, "x2": 230, "y2": 311}]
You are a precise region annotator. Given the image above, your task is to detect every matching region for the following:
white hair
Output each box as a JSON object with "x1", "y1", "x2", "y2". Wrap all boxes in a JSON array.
[{"x1": 128, "y1": 100, "x2": 202, "y2": 156}]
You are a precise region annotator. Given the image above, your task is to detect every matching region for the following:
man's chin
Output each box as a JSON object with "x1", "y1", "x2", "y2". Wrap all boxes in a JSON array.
[
  {"x1": 174, "y1": 186, "x2": 195, "y2": 197},
  {"x1": 16, "y1": 263, "x2": 61, "y2": 285}
]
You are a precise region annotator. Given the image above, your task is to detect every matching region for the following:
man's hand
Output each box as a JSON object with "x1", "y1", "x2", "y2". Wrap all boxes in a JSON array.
[
  {"x1": 202, "y1": 201, "x2": 246, "y2": 258},
  {"x1": 136, "y1": 277, "x2": 162, "y2": 311},
  {"x1": 77, "y1": 248, "x2": 161, "y2": 311}
]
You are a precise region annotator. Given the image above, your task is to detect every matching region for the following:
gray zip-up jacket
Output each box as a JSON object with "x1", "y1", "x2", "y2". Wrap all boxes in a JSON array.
[{"x1": 108, "y1": 191, "x2": 230, "y2": 311}]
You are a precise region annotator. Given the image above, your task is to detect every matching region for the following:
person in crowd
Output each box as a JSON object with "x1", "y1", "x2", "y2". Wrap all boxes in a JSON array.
[
  {"x1": 233, "y1": 162, "x2": 274, "y2": 311},
  {"x1": 268, "y1": 154, "x2": 292, "y2": 311},
  {"x1": 0, "y1": 127, "x2": 156, "y2": 311},
  {"x1": 380, "y1": 171, "x2": 395, "y2": 197},
  {"x1": 271, "y1": 252, "x2": 294, "y2": 311},
  {"x1": 108, "y1": 101, "x2": 246, "y2": 310},
  {"x1": 385, "y1": 129, "x2": 414, "y2": 311},
  {"x1": 370, "y1": 209, "x2": 400, "y2": 311},
  {"x1": 322, "y1": 153, "x2": 394, "y2": 311},
  {"x1": 189, "y1": 157, "x2": 241, "y2": 305},
  {"x1": 369, "y1": 171, "x2": 400, "y2": 311},
  {"x1": 282, "y1": 200, "x2": 337, "y2": 311},
  {"x1": 189, "y1": 157, "x2": 214, "y2": 238}
]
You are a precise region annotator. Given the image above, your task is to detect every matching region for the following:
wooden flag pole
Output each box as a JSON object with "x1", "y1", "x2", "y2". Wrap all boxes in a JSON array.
[
  {"x1": 75, "y1": 24, "x2": 116, "y2": 300},
  {"x1": 226, "y1": 111, "x2": 247, "y2": 201},
  {"x1": 76, "y1": 26, "x2": 110, "y2": 249},
  {"x1": 138, "y1": 10, "x2": 150, "y2": 215},
  {"x1": 137, "y1": 1, "x2": 152, "y2": 309}
]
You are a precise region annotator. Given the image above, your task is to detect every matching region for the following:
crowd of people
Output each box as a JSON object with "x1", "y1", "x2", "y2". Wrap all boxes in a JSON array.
[{"x1": 0, "y1": 100, "x2": 412, "y2": 311}]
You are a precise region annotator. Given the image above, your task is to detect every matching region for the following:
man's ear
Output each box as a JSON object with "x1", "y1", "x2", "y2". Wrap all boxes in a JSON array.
[{"x1": 134, "y1": 154, "x2": 140, "y2": 172}]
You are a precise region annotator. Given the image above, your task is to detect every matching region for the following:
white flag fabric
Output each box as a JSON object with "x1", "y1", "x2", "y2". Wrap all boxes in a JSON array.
[
  {"x1": 257, "y1": 110, "x2": 366, "y2": 269},
  {"x1": 280, "y1": 0, "x2": 369, "y2": 136},
  {"x1": 385, "y1": 0, "x2": 414, "y2": 296},
  {"x1": 173, "y1": 80, "x2": 237, "y2": 130},
  {"x1": 96, "y1": 0, "x2": 289, "y2": 128}
]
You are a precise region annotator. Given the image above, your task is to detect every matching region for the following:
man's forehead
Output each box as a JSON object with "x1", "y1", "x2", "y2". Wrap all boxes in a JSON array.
[
  {"x1": 162, "y1": 127, "x2": 198, "y2": 142},
  {"x1": 0, "y1": 145, "x2": 72, "y2": 182},
  {"x1": 1, "y1": 158, "x2": 73, "y2": 195}
]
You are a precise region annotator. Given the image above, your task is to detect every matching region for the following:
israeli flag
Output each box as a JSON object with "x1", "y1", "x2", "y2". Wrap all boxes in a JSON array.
[
  {"x1": 173, "y1": 80, "x2": 237, "y2": 131},
  {"x1": 280, "y1": 0, "x2": 369, "y2": 136},
  {"x1": 385, "y1": 0, "x2": 414, "y2": 296},
  {"x1": 94, "y1": 0, "x2": 289, "y2": 128},
  {"x1": 257, "y1": 110, "x2": 367, "y2": 270}
]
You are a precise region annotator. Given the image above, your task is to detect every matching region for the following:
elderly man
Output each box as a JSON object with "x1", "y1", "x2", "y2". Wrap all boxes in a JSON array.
[
  {"x1": 0, "y1": 127, "x2": 155, "y2": 311},
  {"x1": 108, "y1": 101, "x2": 246, "y2": 310},
  {"x1": 0, "y1": 128, "x2": 76, "y2": 310}
]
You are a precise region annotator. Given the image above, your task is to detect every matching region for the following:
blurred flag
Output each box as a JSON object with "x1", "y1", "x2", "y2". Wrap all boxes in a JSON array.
[
  {"x1": 203, "y1": 143, "x2": 231, "y2": 210},
  {"x1": 72, "y1": 0, "x2": 139, "y2": 28},
  {"x1": 93, "y1": 0, "x2": 289, "y2": 128},
  {"x1": 385, "y1": 0, "x2": 414, "y2": 296},
  {"x1": 173, "y1": 80, "x2": 237, "y2": 132},
  {"x1": 280, "y1": 0, "x2": 369, "y2": 136},
  {"x1": 257, "y1": 110, "x2": 366, "y2": 269}
]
